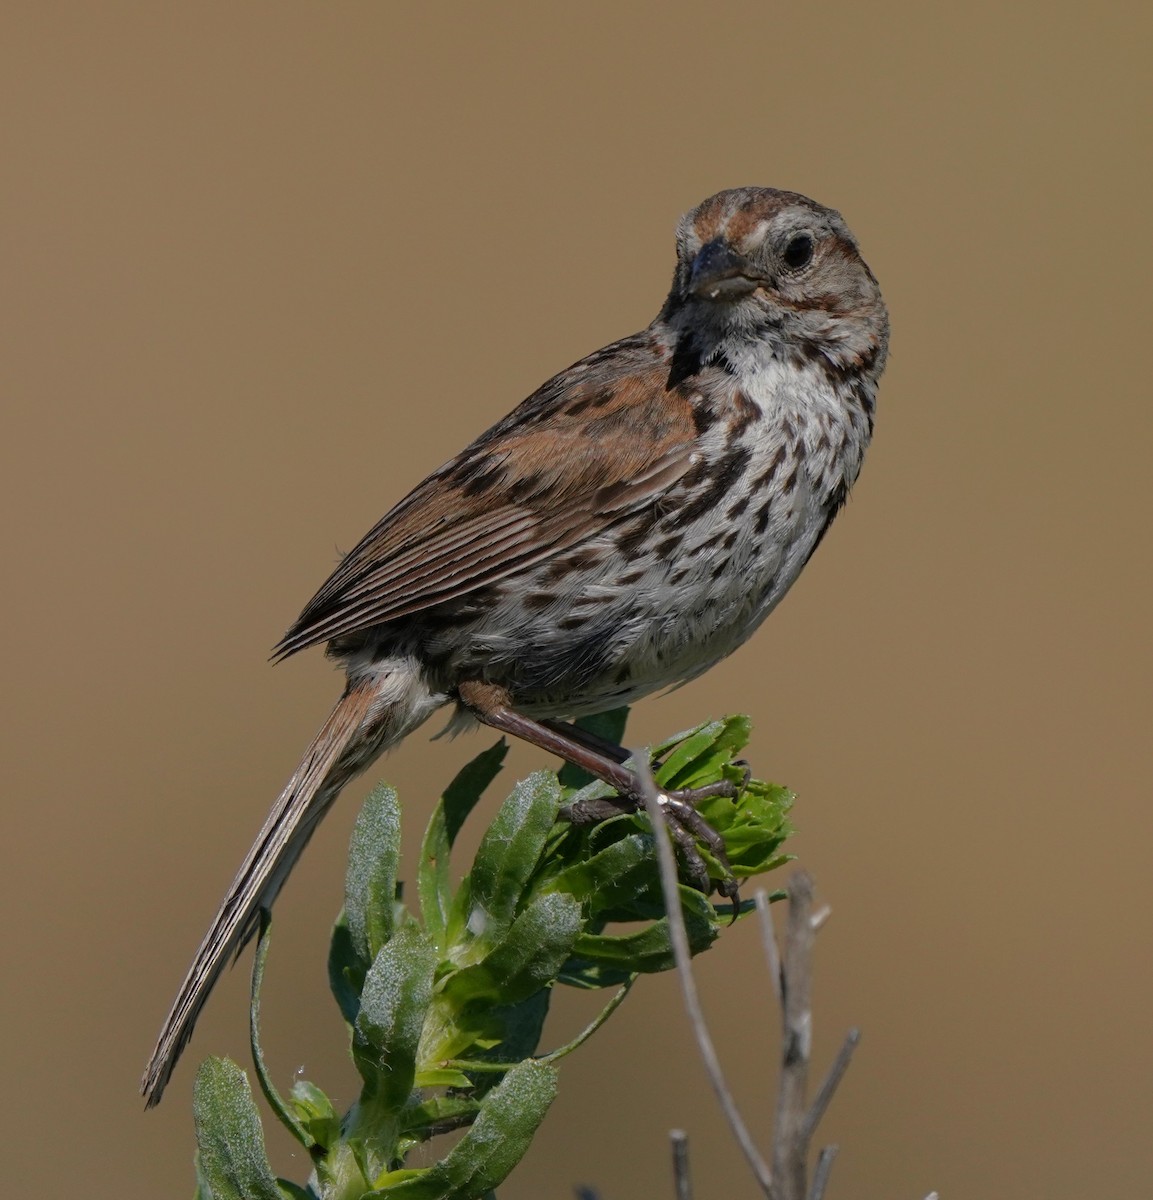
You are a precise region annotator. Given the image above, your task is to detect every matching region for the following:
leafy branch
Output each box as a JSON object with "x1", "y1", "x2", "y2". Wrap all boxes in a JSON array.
[{"x1": 190, "y1": 711, "x2": 792, "y2": 1200}]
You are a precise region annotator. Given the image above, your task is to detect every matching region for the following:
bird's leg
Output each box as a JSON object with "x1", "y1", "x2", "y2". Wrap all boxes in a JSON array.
[
  {"x1": 540, "y1": 718, "x2": 631, "y2": 764},
  {"x1": 543, "y1": 723, "x2": 750, "y2": 800},
  {"x1": 457, "y1": 681, "x2": 738, "y2": 900}
]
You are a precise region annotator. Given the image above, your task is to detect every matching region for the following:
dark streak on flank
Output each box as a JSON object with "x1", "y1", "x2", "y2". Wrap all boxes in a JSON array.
[
  {"x1": 615, "y1": 505, "x2": 664, "y2": 558},
  {"x1": 800, "y1": 480, "x2": 850, "y2": 567},
  {"x1": 654, "y1": 534, "x2": 682, "y2": 560},
  {"x1": 726, "y1": 494, "x2": 751, "y2": 520},
  {"x1": 729, "y1": 390, "x2": 761, "y2": 437},
  {"x1": 665, "y1": 445, "x2": 753, "y2": 530},
  {"x1": 751, "y1": 444, "x2": 788, "y2": 490}
]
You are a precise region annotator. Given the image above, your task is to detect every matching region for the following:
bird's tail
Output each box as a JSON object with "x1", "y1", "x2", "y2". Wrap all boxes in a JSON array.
[{"x1": 141, "y1": 676, "x2": 391, "y2": 1107}]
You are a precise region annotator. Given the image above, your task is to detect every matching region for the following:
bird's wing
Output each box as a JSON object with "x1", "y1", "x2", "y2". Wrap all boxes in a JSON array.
[{"x1": 273, "y1": 344, "x2": 698, "y2": 658}]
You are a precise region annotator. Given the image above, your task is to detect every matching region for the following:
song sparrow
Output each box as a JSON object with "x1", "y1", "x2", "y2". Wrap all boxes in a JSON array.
[{"x1": 143, "y1": 186, "x2": 888, "y2": 1104}]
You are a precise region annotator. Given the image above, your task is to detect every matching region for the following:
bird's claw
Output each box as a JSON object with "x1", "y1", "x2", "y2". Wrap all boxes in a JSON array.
[{"x1": 559, "y1": 759, "x2": 746, "y2": 915}]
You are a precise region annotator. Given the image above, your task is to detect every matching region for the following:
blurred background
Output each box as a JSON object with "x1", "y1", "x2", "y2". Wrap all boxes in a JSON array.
[{"x1": 2, "y1": 3, "x2": 1150, "y2": 1197}]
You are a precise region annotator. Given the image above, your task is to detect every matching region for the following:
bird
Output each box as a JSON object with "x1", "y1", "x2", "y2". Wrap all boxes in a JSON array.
[{"x1": 142, "y1": 186, "x2": 888, "y2": 1105}]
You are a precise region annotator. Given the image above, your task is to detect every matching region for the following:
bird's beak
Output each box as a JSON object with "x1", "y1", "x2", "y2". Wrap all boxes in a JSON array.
[{"x1": 689, "y1": 239, "x2": 763, "y2": 300}]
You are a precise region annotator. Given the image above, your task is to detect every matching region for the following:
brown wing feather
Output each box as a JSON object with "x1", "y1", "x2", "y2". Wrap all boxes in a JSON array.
[{"x1": 273, "y1": 338, "x2": 695, "y2": 659}]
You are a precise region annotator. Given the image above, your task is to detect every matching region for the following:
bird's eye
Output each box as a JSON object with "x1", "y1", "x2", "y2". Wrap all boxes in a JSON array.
[{"x1": 782, "y1": 233, "x2": 814, "y2": 270}]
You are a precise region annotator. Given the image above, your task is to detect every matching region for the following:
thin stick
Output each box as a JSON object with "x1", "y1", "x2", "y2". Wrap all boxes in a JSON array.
[
  {"x1": 633, "y1": 753, "x2": 777, "y2": 1199},
  {"x1": 670, "y1": 1129, "x2": 693, "y2": 1200},
  {"x1": 755, "y1": 888, "x2": 784, "y2": 1005},
  {"x1": 772, "y1": 871, "x2": 816, "y2": 1199},
  {"x1": 803, "y1": 1029, "x2": 860, "y2": 1142},
  {"x1": 808, "y1": 1145, "x2": 839, "y2": 1200}
]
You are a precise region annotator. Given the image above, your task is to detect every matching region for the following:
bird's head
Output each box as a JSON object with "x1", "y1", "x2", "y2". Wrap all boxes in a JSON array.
[{"x1": 661, "y1": 187, "x2": 888, "y2": 378}]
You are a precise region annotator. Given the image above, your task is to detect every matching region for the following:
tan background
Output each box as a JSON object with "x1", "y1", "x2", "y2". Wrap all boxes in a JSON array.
[{"x1": 2, "y1": 3, "x2": 1150, "y2": 1197}]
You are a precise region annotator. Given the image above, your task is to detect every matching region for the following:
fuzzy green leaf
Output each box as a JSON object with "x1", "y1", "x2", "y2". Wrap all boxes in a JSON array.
[
  {"x1": 442, "y1": 892, "x2": 581, "y2": 1009},
  {"x1": 346, "y1": 783, "x2": 402, "y2": 962},
  {"x1": 353, "y1": 924, "x2": 437, "y2": 1110},
  {"x1": 459, "y1": 771, "x2": 561, "y2": 951},
  {"x1": 367, "y1": 1060, "x2": 558, "y2": 1198},
  {"x1": 193, "y1": 1057, "x2": 283, "y2": 1200},
  {"x1": 544, "y1": 831, "x2": 658, "y2": 911}
]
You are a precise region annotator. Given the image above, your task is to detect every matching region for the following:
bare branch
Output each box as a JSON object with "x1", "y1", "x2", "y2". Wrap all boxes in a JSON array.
[
  {"x1": 809, "y1": 1145, "x2": 839, "y2": 1200},
  {"x1": 670, "y1": 1129, "x2": 693, "y2": 1200},
  {"x1": 633, "y1": 753, "x2": 777, "y2": 1198},
  {"x1": 755, "y1": 888, "x2": 784, "y2": 1005},
  {"x1": 637, "y1": 760, "x2": 926, "y2": 1199},
  {"x1": 803, "y1": 1029, "x2": 861, "y2": 1142},
  {"x1": 772, "y1": 871, "x2": 816, "y2": 1199}
]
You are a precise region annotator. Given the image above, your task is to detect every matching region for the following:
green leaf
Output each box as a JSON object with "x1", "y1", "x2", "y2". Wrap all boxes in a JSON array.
[
  {"x1": 444, "y1": 740, "x2": 510, "y2": 848},
  {"x1": 556, "y1": 708, "x2": 630, "y2": 789},
  {"x1": 412, "y1": 1066, "x2": 474, "y2": 1089},
  {"x1": 193, "y1": 1057, "x2": 283, "y2": 1200},
  {"x1": 328, "y1": 914, "x2": 366, "y2": 1026},
  {"x1": 367, "y1": 1060, "x2": 558, "y2": 1198},
  {"x1": 544, "y1": 832, "x2": 659, "y2": 912},
  {"x1": 654, "y1": 715, "x2": 752, "y2": 791},
  {"x1": 419, "y1": 741, "x2": 507, "y2": 945},
  {"x1": 556, "y1": 958, "x2": 635, "y2": 989},
  {"x1": 482, "y1": 989, "x2": 551, "y2": 1070},
  {"x1": 398, "y1": 1093, "x2": 482, "y2": 1136},
  {"x1": 571, "y1": 888, "x2": 720, "y2": 974},
  {"x1": 441, "y1": 892, "x2": 581, "y2": 1011},
  {"x1": 347, "y1": 783, "x2": 402, "y2": 962},
  {"x1": 651, "y1": 719, "x2": 727, "y2": 787},
  {"x1": 700, "y1": 781, "x2": 793, "y2": 876},
  {"x1": 459, "y1": 771, "x2": 561, "y2": 952},
  {"x1": 290, "y1": 1079, "x2": 341, "y2": 1150},
  {"x1": 274, "y1": 1182, "x2": 314, "y2": 1200},
  {"x1": 353, "y1": 924, "x2": 437, "y2": 1111}
]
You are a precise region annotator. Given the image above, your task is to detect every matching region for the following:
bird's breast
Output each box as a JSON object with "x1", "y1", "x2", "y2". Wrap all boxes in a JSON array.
[{"x1": 418, "y1": 358, "x2": 872, "y2": 717}]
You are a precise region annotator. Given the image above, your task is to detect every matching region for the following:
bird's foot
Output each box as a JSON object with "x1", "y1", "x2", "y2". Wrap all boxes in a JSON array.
[{"x1": 564, "y1": 767, "x2": 742, "y2": 909}]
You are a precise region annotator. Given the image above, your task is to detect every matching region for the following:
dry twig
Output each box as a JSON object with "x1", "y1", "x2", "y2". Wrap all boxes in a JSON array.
[{"x1": 633, "y1": 754, "x2": 928, "y2": 1200}]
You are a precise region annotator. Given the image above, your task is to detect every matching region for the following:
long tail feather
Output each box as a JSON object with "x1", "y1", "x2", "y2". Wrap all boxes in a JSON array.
[{"x1": 141, "y1": 679, "x2": 381, "y2": 1107}]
